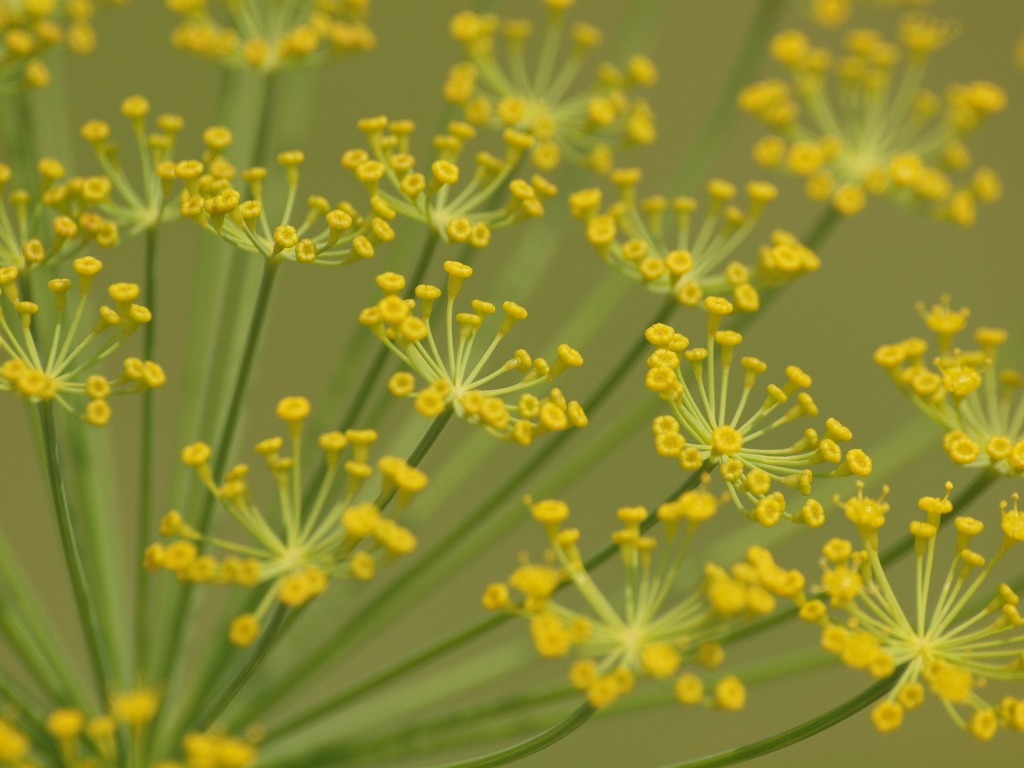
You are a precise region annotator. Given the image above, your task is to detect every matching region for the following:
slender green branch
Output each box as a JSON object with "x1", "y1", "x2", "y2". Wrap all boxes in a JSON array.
[
  {"x1": 190, "y1": 605, "x2": 288, "y2": 732},
  {"x1": 38, "y1": 401, "x2": 112, "y2": 703},
  {"x1": 657, "y1": 667, "x2": 906, "y2": 768},
  {"x1": 420, "y1": 703, "x2": 594, "y2": 768},
  {"x1": 670, "y1": 0, "x2": 786, "y2": 193},
  {"x1": 154, "y1": 258, "x2": 282, "y2": 686},
  {"x1": 135, "y1": 223, "x2": 160, "y2": 676}
]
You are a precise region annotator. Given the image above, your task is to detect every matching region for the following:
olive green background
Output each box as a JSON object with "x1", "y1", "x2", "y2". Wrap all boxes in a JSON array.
[{"x1": 2, "y1": 1, "x2": 1024, "y2": 766}]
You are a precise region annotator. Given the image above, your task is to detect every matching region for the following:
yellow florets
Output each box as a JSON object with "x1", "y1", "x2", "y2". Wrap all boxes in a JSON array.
[
  {"x1": 645, "y1": 308, "x2": 871, "y2": 521},
  {"x1": 741, "y1": 18, "x2": 1004, "y2": 223},
  {"x1": 489, "y1": 493, "x2": 803, "y2": 712},
  {"x1": 0, "y1": 259, "x2": 163, "y2": 424},
  {"x1": 167, "y1": 0, "x2": 374, "y2": 73},
  {"x1": 877, "y1": 297, "x2": 1024, "y2": 476},
  {"x1": 443, "y1": 3, "x2": 656, "y2": 171},
  {"x1": 570, "y1": 175, "x2": 818, "y2": 311},
  {"x1": 362, "y1": 263, "x2": 585, "y2": 445},
  {"x1": 807, "y1": 482, "x2": 1024, "y2": 738},
  {"x1": 152, "y1": 396, "x2": 427, "y2": 644},
  {"x1": 341, "y1": 116, "x2": 553, "y2": 246}
]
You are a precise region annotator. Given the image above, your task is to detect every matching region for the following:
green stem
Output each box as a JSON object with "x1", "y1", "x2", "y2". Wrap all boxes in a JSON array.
[
  {"x1": 802, "y1": 206, "x2": 842, "y2": 251},
  {"x1": 670, "y1": 0, "x2": 786, "y2": 193},
  {"x1": 422, "y1": 703, "x2": 595, "y2": 768},
  {"x1": 190, "y1": 605, "x2": 288, "y2": 732},
  {"x1": 657, "y1": 667, "x2": 906, "y2": 768},
  {"x1": 38, "y1": 401, "x2": 112, "y2": 703},
  {"x1": 135, "y1": 224, "x2": 159, "y2": 676},
  {"x1": 154, "y1": 258, "x2": 281, "y2": 685}
]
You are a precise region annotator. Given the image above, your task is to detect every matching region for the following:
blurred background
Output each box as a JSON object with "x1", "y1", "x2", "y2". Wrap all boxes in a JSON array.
[{"x1": 2, "y1": 1, "x2": 1024, "y2": 766}]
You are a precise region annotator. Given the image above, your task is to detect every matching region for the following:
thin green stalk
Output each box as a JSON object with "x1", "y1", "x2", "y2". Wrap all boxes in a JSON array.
[
  {"x1": 38, "y1": 401, "x2": 112, "y2": 703},
  {"x1": 135, "y1": 224, "x2": 160, "y2": 675},
  {"x1": 421, "y1": 703, "x2": 594, "y2": 768},
  {"x1": 153, "y1": 258, "x2": 282, "y2": 686},
  {"x1": 0, "y1": 676, "x2": 60, "y2": 764},
  {"x1": 189, "y1": 605, "x2": 288, "y2": 733},
  {"x1": 657, "y1": 667, "x2": 906, "y2": 768},
  {"x1": 670, "y1": 0, "x2": 787, "y2": 194}
]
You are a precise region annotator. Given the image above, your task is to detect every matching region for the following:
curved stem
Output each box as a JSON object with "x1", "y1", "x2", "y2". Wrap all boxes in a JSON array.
[
  {"x1": 190, "y1": 604, "x2": 288, "y2": 732},
  {"x1": 422, "y1": 703, "x2": 595, "y2": 768},
  {"x1": 670, "y1": 0, "x2": 787, "y2": 194},
  {"x1": 38, "y1": 401, "x2": 112, "y2": 703},
  {"x1": 658, "y1": 666, "x2": 905, "y2": 768}
]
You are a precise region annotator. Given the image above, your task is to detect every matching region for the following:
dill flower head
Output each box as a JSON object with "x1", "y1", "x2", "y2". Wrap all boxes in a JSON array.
[
  {"x1": 808, "y1": 0, "x2": 933, "y2": 29},
  {"x1": 569, "y1": 171, "x2": 820, "y2": 312},
  {"x1": 147, "y1": 396, "x2": 427, "y2": 646},
  {"x1": 178, "y1": 129, "x2": 391, "y2": 265},
  {"x1": 0, "y1": 716, "x2": 30, "y2": 763},
  {"x1": 484, "y1": 491, "x2": 805, "y2": 710},
  {"x1": 644, "y1": 298, "x2": 872, "y2": 525},
  {"x1": 803, "y1": 483, "x2": 1024, "y2": 739},
  {"x1": 166, "y1": 0, "x2": 375, "y2": 73},
  {"x1": 443, "y1": 0, "x2": 657, "y2": 172},
  {"x1": 78, "y1": 94, "x2": 189, "y2": 236},
  {"x1": 875, "y1": 295, "x2": 1024, "y2": 475},
  {"x1": 342, "y1": 115, "x2": 556, "y2": 249},
  {"x1": 360, "y1": 261, "x2": 586, "y2": 446},
  {"x1": 42, "y1": 688, "x2": 160, "y2": 766},
  {"x1": 741, "y1": 16, "x2": 1005, "y2": 224},
  {"x1": 0, "y1": 0, "x2": 127, "y2": 88},
  {"x1": 0, "y1": 256, "x2": 163, "y2": 425},
  {"x1": 0, "y1": 158, "x2": 119, "y2": 271}
]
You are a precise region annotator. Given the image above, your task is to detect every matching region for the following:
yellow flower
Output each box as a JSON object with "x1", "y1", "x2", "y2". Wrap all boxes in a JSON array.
[
  {"x1": 0, "y1": 159, "x2": 119, "y2": 271},
  {"x1": 486, "y1": 491, "x2": 804, "y2": 710},
  {"x1": 341, "y1": 115, "x2": 554, "y2": 248},
  {"x1": 0, "y1": 257, "x2": 163, "y2": 424},
  {"x1": 875, "y1": 296, "x2": 1024, "y2": 475},
  {"x1": 806, "y1": 484, "x2": 1024, "y2": 738},
  {"x1": 741, "y1": 17, "x2": 1004, "y2": 224},
  {"x1": 443, "y1": 1, "x2": 656, "y2": 171},
  {"x1": 178, "y1": 136, "x2": 390, "y2": 264},
  {"x1": 644, "y1": 298, "x2": 871, "y2": 524},
  {"x1": 360, "y1": 262, "x2": 586, "y2": 445},
  {"x1": 166, "y1": 0, "x2": 374, "y2": 73},
  {"x1": 569, "y1": 172, "x2": 819, "y2": 311},
  {"x1": 150, "y1": 396, "x2": 427, "y2": 645}
]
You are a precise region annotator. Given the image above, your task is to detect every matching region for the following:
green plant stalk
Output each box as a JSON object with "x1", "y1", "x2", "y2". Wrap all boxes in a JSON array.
[
  {"x1": 38, "y1": 401, "x2": 112, "y2": 704},
  {"x1": 658, "y1": 666, "x2": 907, "y2": 768},
  {"x1": 189, "y1": 605, "x2": 288, "y2": 734},
  {"x1": 422, "y1": 703, "x2": 595, "y2": 768},
  {"x1": 670, "y1": 0, "x2": 786, "y2": 194},
  {"x1": 152, "y1": 257, "x2": 282, "y2": 694},
  {"x1": 135, "y1": 223, "x2": 160, "y2": 676},
  {"x1": 0, "y1": 676, "x2": 61, "y2": 764},
  {"x1": 0, "y1": 524, "x2": 89, "y2": 709}
]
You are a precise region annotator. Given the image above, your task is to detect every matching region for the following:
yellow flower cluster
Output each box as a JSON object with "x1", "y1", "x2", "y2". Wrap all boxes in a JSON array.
[
  {"x1": 342, "y1": 115, "x2": 554, "y2": 249},
  {"x1": 569, "y1": 171, "x2": 820, "y2": 312},
  {"x1": 809, "y1": 0, "x2": 933, "y2": 29},
  {"x1": 0, "y1": 0, "x2": 127, "y2": 88},
  {"x1": 0, "y1": 717, "x2": 30, "y2": 766},
  {"x1": 146, "y1": 396, "x2": 427, "y2": 646},
  {"x1": 484, "y1": 491, "x2": 804, "y2": 710},
  {"x1": 178, "y1": 128, "x2": 391, "y2": 265},
  {"x1": 645, "y1": 298, "x2": 872, "y2": 524},
  {"x1": 802, "y1": 483, "x2": 1024, "y2": 739},
  {"x1": 875, "y1": 296, "x2": 1024, "y2": 475},
  {"x1": 741, "y1": 17, "x2": 1005, "y2": 223},
  {"x1": 0, "y1": 256, "x2": 164, "y2": 425},
  {"x1": 155, "y1": 731, "x2": 258, "y2": 768},
  {"x1": 79, "y1": 94, "x2": 189, "y2": 236},
  {"x1": 166, "y1": 0, "x2": 375, "y2": 73},
  {"x1": 359, "y1": 261, "x2": 587, "y2": 446},
  {"x1": 442, "y1": 0, "x2": 656, "y2": 171},
  {"x1": 44, "y1": 688, "x2": 160, "y2": 766},
  {"x1": 0, "y1": 158, "x2": 119, "y2": 271}
]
